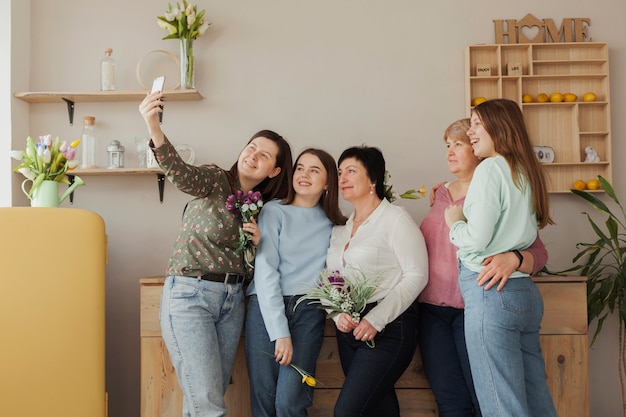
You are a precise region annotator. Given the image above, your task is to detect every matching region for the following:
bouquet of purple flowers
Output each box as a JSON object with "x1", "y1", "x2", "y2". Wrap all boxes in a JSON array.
[{"x1": 226, "y1": 190, "x2": 263, "y2": 267}]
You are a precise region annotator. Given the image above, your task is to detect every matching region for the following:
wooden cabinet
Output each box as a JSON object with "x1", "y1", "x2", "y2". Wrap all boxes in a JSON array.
[
  {"x1": 465, "y1": 43, "x2": 611, "y2": 193},
  {"x1": 140, "y1": 276, "x2": 589, "y2": 417}
]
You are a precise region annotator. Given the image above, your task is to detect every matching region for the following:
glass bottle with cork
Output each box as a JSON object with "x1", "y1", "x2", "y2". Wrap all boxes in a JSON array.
[
  {"x1": 80, "y1": 116, "x2": 97, "y2": 169},
  {"x1": 100, "y1": 48, "x2": 116, "y2": 91}
]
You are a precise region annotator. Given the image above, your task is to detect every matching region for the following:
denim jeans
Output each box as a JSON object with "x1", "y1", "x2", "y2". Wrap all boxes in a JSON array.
[
  {"x1": 417, "y1": 303, "x2": 481, "y2": 417},
  {"x1": 159, "y1": 276, "x2": 245, "y2": 417},
  {"x1": 334, "y1": 306, "x2": 418, "y2": 417},
  {"x1": 458, "y1": 263, "x2": 557, "y2": 417},
  {"x1": 245, "y1": 295, "x2": 325, "y2": 417}
]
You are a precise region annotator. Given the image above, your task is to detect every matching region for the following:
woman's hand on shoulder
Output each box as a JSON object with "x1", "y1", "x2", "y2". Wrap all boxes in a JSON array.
[{"x1": 430, "y1": 181, "x2": 445, "y2": 206}]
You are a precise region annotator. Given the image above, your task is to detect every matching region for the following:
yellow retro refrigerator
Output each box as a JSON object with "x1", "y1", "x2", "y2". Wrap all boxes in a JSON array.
[{"x1": 0, "y1": 207, "x2": 107, "y2": 417}]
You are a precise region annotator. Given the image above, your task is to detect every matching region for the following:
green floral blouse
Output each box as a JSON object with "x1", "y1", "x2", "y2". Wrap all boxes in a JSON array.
[{"x1": 152, "y1": 137, "x2": 246, "y2": 277}]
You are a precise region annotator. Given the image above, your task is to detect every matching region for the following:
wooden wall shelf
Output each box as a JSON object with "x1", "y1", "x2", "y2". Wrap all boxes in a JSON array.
[
  {"x1": 66, "y1": 169, "x2": 167, "y2": 203},
  {"x1": 69, "y1": 168, "x2": 163, "y2": 176},
  {"x1": 14, "y1": 89, "x2": 202, "y2": 125},
  {"x1": 13, "y1": 89, "x2": 202, "y2": 103},
  {"x1": 465, "y1": 42, "x2": 612, "y2": 193}
]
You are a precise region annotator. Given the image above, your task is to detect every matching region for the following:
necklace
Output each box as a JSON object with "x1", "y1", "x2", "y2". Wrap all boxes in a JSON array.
[{"x1": 353, "y1": 207, "x2": 376, "y2": 223}]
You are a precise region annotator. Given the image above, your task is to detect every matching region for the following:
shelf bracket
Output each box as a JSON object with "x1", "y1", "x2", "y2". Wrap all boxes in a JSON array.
[
  {"x1": 157, "y1": 174, "x2": 165, "y2": 203},
  {"x1": 68, "y1": 175, "x2": 76, "y2": 204},
  {"x1": 62, "y1": 98, "x2": 75, "y2": 126}
]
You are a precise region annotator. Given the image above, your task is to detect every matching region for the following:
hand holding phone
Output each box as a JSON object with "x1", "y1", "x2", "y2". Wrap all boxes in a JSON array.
[{"x1": 151, "y1": 76, "x2": 165, "y2": 123}]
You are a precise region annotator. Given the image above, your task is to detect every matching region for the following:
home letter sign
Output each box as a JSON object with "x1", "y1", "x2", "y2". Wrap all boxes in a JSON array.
[{"x1": 494, "y1": 14, "x2": 591, "y2": 44}]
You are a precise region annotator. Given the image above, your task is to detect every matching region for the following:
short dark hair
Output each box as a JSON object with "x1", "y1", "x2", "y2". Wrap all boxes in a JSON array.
[{"x1": 338, "y1": 146, "x2": 386, "y2": 200}]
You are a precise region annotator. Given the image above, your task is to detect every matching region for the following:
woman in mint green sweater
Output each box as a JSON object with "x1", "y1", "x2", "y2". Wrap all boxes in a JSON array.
[{"x1": 445, "y1": 99, "x2": 555, "y2": 417}]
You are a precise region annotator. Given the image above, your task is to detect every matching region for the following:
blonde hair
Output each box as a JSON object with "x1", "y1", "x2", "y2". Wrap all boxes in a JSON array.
[{"x1": 443, "y1": 118, "x2": 471, "y2": 144}]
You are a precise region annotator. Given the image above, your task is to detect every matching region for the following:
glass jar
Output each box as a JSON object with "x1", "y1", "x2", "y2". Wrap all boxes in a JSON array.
[
  {"x1": 80, "y1": 116, "x2": 97, "y2": 169},
  {"x1": 100, "y1": 48, "x2": 116, "y2": 91}
]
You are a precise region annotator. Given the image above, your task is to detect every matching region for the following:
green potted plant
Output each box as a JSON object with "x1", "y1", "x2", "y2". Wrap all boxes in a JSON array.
[{"x1": 563, "y1": 176, "x2": 626, "y2": 416}]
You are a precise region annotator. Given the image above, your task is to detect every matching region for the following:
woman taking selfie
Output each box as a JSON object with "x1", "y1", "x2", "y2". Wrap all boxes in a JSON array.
[{"x1": 139, "y1": 90, "x2": 293, "y2": 417}]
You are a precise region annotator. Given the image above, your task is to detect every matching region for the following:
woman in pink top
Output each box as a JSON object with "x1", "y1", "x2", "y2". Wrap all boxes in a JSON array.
[{"x1": 417, "y1": 118, "x2": 547, "y2": 417}]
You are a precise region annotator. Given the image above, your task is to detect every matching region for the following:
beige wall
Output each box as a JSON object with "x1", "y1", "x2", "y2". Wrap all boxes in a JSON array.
[{"x1": 7, "y1": 1, "x2": 626, "y2": 416}]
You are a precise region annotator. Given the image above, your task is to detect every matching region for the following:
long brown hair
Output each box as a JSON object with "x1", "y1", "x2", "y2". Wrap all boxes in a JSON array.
[
  {"x1": 285, "y1": 148, "x2": 346, "y2": 226},
  {"x1": 473, "y1": 99, "x2": 554, "y2": 228},
  {"x1": 227, "y1": 130, "x2": 293, "y2": 201}
]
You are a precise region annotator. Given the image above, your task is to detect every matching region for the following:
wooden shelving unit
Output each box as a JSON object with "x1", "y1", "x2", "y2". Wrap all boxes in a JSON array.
[
  {"x1": 13, "y1": 89, "x2": 200, "y2": 201},
  {"x1": 465, "y1": 42, "x2": 611, "y2": 193}
]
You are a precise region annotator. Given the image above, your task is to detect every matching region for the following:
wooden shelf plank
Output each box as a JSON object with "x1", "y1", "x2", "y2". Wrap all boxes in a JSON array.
[
  {"x1": 67, "y1": 168, "x2": 163, "y2": 176},
  {"x1": 14, "y1": 89, "x2": 202, "y2": 103}
]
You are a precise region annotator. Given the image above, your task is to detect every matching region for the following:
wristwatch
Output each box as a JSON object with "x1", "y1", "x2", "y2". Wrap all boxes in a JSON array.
[{"x1": 511, "y1": 249, "x2": 524, "y2": 269}]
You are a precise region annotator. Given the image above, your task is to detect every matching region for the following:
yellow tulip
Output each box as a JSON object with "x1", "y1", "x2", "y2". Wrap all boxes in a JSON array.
[
  {"x1": 302, "y1": 376, "x2": 317, "y2": 387},
  {"x1": 71, "y1": 139, "x2": 81, "y2": 148}
]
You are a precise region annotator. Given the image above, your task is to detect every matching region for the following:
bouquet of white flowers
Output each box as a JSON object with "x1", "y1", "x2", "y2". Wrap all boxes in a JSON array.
[
  {"x1": 307, "y1": 269, "x2": 375, "y2": 320},
  {"x1": 297, "y1": 268, "x2": 380, "y2": 346}
]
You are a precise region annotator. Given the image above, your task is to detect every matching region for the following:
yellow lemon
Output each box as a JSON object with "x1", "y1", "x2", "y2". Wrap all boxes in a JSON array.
[
  {"x1": 583, "y1": 92, "x2": 597, "y2": 102},
  {"x1": 564, "y1": 93, "x2": 577, "y2": 102},
  {"x1": 522, "y1": 94, "x2": 533, "y2": 103},
  {"x1": 536, "y1": 93, "x2": 549, "y2": 103},
  {"x1": 573, "y1": 180, "x2": 586, "y2": 190},
  {"x1": 549, "y1": 92, "x2": 564, "y2": 102},
  {"x1": 471, "y1": 97, "x2": 487, "y2": 107},
  {"x1": 587, "y1": 179, "x2": 601, "y2": 190}
]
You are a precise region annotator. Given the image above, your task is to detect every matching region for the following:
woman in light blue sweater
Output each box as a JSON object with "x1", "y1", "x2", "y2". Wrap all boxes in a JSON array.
[{"x1": 245, "y1": 148, "x2": 346, "y2": 417}]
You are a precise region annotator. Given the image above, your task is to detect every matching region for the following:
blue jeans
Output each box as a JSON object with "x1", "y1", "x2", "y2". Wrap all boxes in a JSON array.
[
  {"x1": 417, "y1": 303, "x2": 481, "y2": 417},
  {"x1": 458, "y1": 263, "x2": 557, "y2": 417},
  {"x1": 334, "y1": 306, "x2": 418, "y2": 417},
  {"x1": 159, "y1": 276, "x2": 245, "y2": 417},
  {"x1": 245, "y1": 295, "x2": 325, "y2": 417}
]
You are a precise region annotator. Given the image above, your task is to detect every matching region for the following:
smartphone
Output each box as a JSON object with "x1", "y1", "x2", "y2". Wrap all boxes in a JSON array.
[
  {"x1": 151, "y1": 75, "x2": 165, "y2": 93},
  {"x1": 151, "y1": 76, "x2": 165, "y2": 123}
]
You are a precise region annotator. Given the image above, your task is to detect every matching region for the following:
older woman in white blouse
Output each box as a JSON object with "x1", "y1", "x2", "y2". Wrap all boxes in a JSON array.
[{"x1": 327, "y1": 145, "x2": 428, "y2": 417}]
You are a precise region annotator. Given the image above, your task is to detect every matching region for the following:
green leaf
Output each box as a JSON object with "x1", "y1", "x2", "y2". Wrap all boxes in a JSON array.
[
  {"x1": 565, "y1": 177, "x2": 626, "y2": 347},
  {"x1": 571, "y1": 189, "x2": 611, "y2": 215}
]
